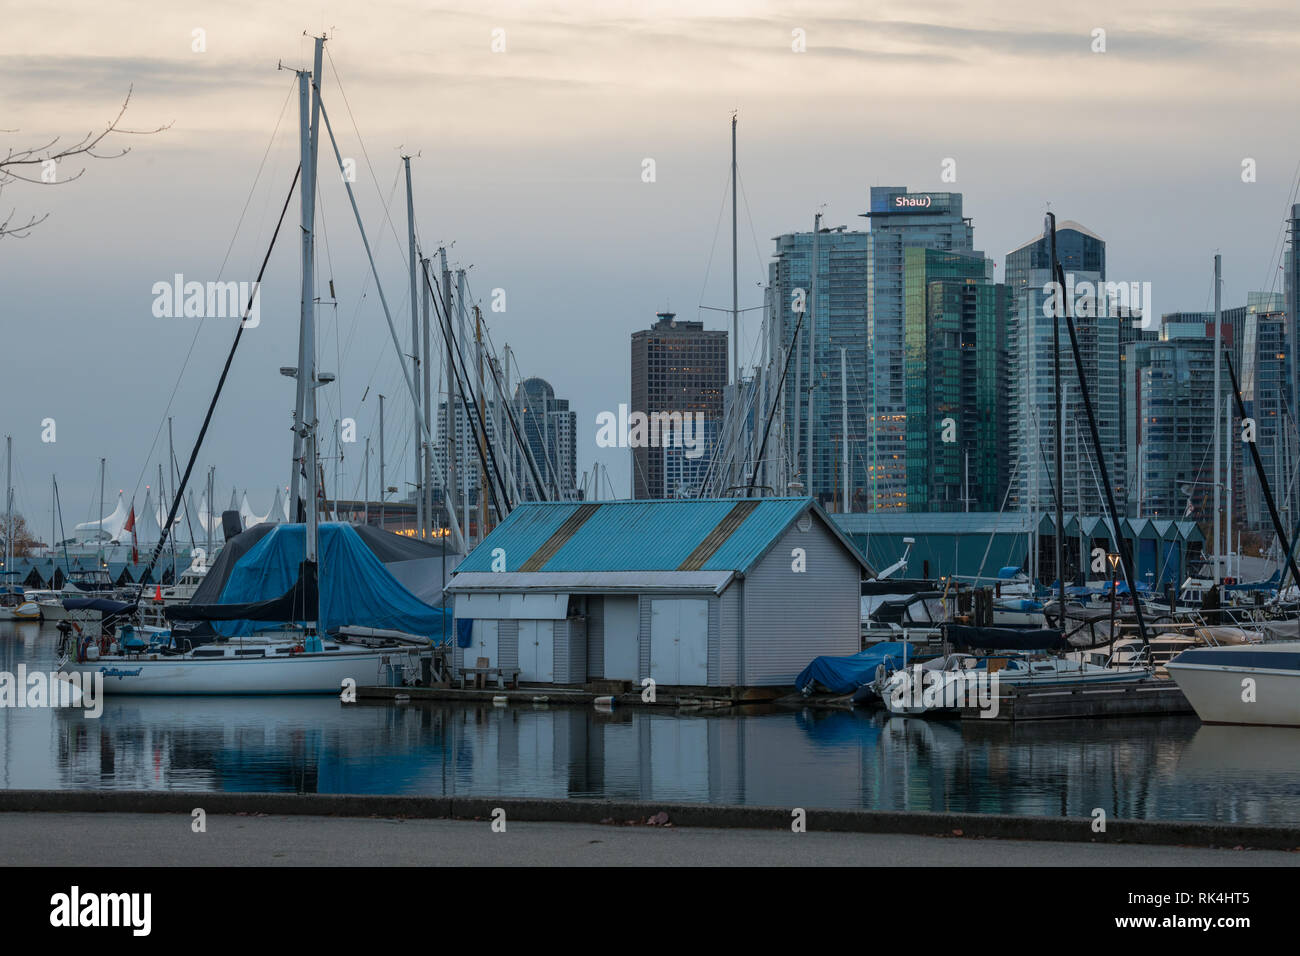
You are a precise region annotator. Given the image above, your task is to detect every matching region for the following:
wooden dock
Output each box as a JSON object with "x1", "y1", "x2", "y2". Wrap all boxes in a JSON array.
[{"x1": 959, "y1": 679, "x2": 1193, "y2": 722}]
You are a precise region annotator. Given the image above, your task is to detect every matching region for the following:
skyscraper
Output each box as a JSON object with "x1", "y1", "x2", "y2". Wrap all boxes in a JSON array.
[
  {"x1": 903, "y1": 248, "x2": 1010, "y2": 511},
  {"x1": 1004, "y1": 221, "x2": 1126, "y2": 518},
  {"x1": 863, "y1": 188, "x2": 974, "y2": 510},
  {"x1": 1235, "y1": 293, "x2": 1287, "y2": 530},
  {"x1": 432, "y1": 376, "x2": 580, "y2": 505},
  {"x1": 629, "y1": 313, "x2": 727, "y2": 499},
  {"x1": 766, "y1": 227, "x2": 869, "y2": 507},
  {"x1": 513, "y1": 377, "x2": 579, "y2": 501},
  {"x1": 1134, "y1": 318, "x2": 1236, "y2": 521}
]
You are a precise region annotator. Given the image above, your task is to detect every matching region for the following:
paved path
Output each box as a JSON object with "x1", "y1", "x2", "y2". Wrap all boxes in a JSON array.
[{"x1": 1, "y1": 813, "x2": 1296, "y2": 866}]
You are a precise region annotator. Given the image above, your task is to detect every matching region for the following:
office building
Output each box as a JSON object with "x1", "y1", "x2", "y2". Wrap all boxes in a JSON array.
[
  {"x1": 630, "y1": 313, "x2": 727, "y2": 499},
  {"x1": 766, "y1": 228, "x2": 869, "y2": 507},
  {"x1": 902, "y1": 248, "x2": 1011, "y2": 511},
  {"x1": 863, "y1": 187, "x2": 974, "y2": 511},
  {"x1": 1004, "y1": 221, "x2": 1127, "y2": 518}
]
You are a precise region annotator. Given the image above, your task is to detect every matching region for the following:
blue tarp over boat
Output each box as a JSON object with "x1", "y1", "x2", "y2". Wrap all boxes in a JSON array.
[
  {"x1": 62, "y1": 597, "x2": 134, "y2": 614},
  {"x1": 795, "y1": 642, "x2": 912, "y2": 695},
  {"x1": 204, "y1": 523, "x2": 448, "y2": 640}
]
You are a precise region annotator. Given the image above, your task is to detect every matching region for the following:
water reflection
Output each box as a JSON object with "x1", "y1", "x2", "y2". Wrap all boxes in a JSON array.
[{"x1": 3, "y1": 623, "x2": 1299, "y2": 824}]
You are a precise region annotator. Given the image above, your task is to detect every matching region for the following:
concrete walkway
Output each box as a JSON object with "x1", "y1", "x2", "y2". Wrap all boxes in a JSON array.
[{"x1": 2, "y1": 813, "x2": 1296, "y2": 866}]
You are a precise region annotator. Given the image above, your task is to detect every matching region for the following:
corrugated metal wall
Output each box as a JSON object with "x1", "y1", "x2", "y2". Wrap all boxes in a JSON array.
[
  {"x1": 499, "y1": 620, "x2": 519, "y2": 672},
  {"x1": 741, "y1": 521, "x2": 860, "y2": 685},
  {"x1": 717, "y1": 586, "x2": 740, "y2": 686},
  {"x1": 587, "y1": 597, "x2": 605, "y2": 679}
]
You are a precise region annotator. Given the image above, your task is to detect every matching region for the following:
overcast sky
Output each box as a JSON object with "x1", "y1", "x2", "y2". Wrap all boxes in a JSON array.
[{"x1": 3, "y1": 0, "x2": 1299, "y2": 533}]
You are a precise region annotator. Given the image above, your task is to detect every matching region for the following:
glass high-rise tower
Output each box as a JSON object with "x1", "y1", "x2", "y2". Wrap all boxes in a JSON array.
[
  {"x1": 863, "y1": 188, "x2": 974, "y2": 511},
  {"x1": 902, "y1": 248, "x2": 1010, "y2": 511}
]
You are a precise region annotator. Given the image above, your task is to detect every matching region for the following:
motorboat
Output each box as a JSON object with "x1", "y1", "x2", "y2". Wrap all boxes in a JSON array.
[
  {"x1": 870, "y1": 623, "x2": 1151, "y2": 716},
  {"x1": 1165, "y1": 641, "x2": 1300, "y2": 727},
  {"x1": 0, "y1": 586, "x2": 42, "y2": 621},
  {"x1": 159, "y1": 565, "x2": 207, "y2": 605}
]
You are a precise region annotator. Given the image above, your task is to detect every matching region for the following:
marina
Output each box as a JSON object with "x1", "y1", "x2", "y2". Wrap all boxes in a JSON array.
[
  {"x1": 4, "y1": 5, "x2": 1300, "y2": 898},
  {"x1": 3, "y1": 619, "x2": 1300, "y2": 826}
]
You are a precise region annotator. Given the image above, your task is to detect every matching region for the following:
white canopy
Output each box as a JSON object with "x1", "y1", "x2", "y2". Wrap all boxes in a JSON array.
[{"x1": 73, "y1": 491, "x2": 128, "y2": 543}]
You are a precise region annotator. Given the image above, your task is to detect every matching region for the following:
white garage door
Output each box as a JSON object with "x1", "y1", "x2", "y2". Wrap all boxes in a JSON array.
[
  {"x1": 649, "y1": 599, "x2": 708, "y2": 685},
  {"x1": 518, "y1": 620, "x2": 555, "y2": 683},
  {"x1": 466, "y1": 620, "x2": 498, "y2": 669},
  {"x1": 602, "y1": 597, "x2": 640, "y2": 680}
]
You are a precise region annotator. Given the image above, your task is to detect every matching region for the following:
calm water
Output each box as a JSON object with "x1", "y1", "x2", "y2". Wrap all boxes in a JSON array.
[{"x1": 3, "y1": 621, "x2": 1299, "y2": 825}]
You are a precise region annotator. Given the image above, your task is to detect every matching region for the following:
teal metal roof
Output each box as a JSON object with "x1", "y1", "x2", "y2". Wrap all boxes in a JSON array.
[{"x1": 458, "y1": 498, "x2": 864, "y2": 575}]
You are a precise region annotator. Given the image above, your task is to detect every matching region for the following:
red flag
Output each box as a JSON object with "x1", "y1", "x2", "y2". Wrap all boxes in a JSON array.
[{"x1": 124, "y1": 500, "x2": 138, "y2": 564}]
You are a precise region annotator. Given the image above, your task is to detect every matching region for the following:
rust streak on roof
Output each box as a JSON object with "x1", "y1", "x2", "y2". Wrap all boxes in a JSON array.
[
  {"x1": 676, "y1": 500, "x2": 759, "y2": 571},
  {"x1": 518, "y1": 503, "x2": 601, "y2": 572}
]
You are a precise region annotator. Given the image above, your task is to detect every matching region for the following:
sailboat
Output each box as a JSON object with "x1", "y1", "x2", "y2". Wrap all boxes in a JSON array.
[
  {"x1": 58, "y1": 39, "x2": 440, "y2": 694},
  {"x1": 0, "y1": 436, "x2": 42, "y2": 622},
  {"x1": 1164, "y1": 340, "x2": 1300, "y2": 726}
]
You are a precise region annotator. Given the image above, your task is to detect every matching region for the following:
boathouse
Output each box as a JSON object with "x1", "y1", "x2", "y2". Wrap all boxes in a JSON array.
[{"x1": 445, "y1": 497, "x2": 872, "y2": 690}]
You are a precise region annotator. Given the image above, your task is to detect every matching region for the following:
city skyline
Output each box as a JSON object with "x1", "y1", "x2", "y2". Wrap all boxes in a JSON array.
[{"x1": 4, "y1": 0, "x2": 1300, "y2": 527}]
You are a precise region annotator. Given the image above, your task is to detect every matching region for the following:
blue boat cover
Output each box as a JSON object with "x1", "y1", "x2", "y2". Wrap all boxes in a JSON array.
[
  {"x1": 61, "y1": 597, "x2": 134, "y2": 614},
  {"x1": 944, "y1": 624, "x2": 1069, "y2": 651},
  {"x1": 795, "y1": 642, "x2": 912, "y2": 695},
  {"x1": 211, "y1": 523, "x2": 447, "y2": 640}
]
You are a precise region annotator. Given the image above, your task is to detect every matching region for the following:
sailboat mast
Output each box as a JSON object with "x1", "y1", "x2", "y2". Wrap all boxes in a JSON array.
[
  {"x1": 731, "y1": 113, "x2": 738, "y2": 388},
  {"x1": 807, "y1": 212, "x2": 821, "y2": 501},
  {"x1": 379, "y1": 394, "x2": 386, "y2": 531},
  {"x1": 421, "y1": 257, "x2": 434, "y2": 540},
  {"x1": 404, "y1": 155, "x2": 423, "y2": 540},
  {"x1": 1213, "y1": 253, "x2": 1222, "y2": 584},
  {"x1": 5, "y1": 436, "x2": 11, "y2": 578},
  {"x1": 442, "y1": 247, "x2": 457, "y2": 543},
  {"x1": 1048, "y1": 213, "x2": 1066, "y2": 618},
  {"x1": 98, "y1": 457, "x2": 105, "y2": 555},
  {"x1": 297, "y1": 40, "x2": 324, "y2": 583}
]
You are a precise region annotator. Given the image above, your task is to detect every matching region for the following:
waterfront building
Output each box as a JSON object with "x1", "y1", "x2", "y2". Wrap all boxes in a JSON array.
[
  {"x1": 630, "y1": 313, "x2": 727, "y2": 499},
  {"x1": 432, "y1": 377, "x2": 579, "y2": 505},
  {"x1": 1004, "y1": 221, "x2": 1127, "y2": 518},
  {"x1": 446, "y1": 497, "x2": 870, "y2": 688},
  {"x1": 833, "y1": 511, "x2": 1204, "y2": 587},
  {"x1": 1132, "y1": 316, "x2": 1237, "y2": 521},
  {"x1": 1238, "y1": 292, "x2": 1292, "y2": 530},
  {"x1": 766, "y1": 228, "x2": 870, "y2": 507},
  {"x1": 862, "y1": 188, "x2": 974, "y2": 511},
  {"x1": 902, "y1": 247, "x2": 1010, "y2": 512}
]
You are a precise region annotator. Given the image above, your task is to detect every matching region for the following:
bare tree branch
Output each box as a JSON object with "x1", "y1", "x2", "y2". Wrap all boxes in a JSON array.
[{"x1": 0, "y1": 85, "x2": 171, "y2": 238}]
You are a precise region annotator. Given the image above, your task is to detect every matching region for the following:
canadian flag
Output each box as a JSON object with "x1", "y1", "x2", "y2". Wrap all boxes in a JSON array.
[{"x1": 123, "y1": 499, "x2": 138, "y2": 564}]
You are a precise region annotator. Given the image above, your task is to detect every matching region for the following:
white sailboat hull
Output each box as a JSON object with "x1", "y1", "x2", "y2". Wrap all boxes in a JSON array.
[
  {"x1": 1166, "y1": 642, "x2": 1300, "y2": 727},
  {"x1": 60, "y1": 648, "x2": 401, "y2": 695}
]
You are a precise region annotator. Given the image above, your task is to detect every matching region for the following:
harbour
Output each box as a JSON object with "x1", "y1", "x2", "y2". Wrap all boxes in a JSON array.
[
  {"x1": 4, "y1": 5, "x2": 1300, "y2": 905},
  {"x1": 4, "y1": 619, "x2": 1300, "y2": 831}
]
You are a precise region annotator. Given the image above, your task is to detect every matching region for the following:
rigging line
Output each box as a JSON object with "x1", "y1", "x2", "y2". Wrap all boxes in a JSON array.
[
  {"x1": 453, "y1": 274, "x2": 547, "y2": 501},
  {"x1": 424, "y1": 269, "x2": 511, "y2": 513},
  {"x1": 134, "y1": 165, "x2": 301, "y2": 607},
  {"x1": 324, "y1": 46, "x2": 411, "y2": 272},
  {"x1": 1259, "y1": 155, "x2": 1300, "y2": 295},
  {"x1": 973, "y1": 455, "x2": 1021, "y2": 581},
  {"x1": 695, "y1": 165, "x2": 734, "y2": 320},
  {"x1": 126, "y1": 78, "x2": 297, "y2": 514},
  {"x1": 458, "y1": 275, "x2": 556, "y2": 498},
  {"x1": 343, "y1": 164, "x2": 404, "y2": 390}
]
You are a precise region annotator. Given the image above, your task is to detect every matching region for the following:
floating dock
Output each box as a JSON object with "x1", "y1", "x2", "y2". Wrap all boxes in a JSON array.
[{"x1": 960, "y1": 679, "x2": 1193, "y2": 722}]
